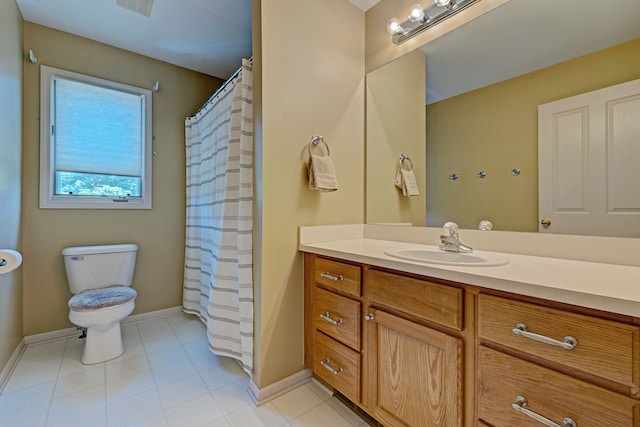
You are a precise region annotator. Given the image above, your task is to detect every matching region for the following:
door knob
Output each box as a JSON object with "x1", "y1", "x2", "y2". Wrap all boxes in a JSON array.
[{"x1": 540, "y1": 218, "x2": 551, "y2": 227}]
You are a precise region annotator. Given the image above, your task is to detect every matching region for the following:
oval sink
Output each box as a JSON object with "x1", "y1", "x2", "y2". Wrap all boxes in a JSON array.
[{"x1": 384, "y1": 247, "x2": 509, "y2": 267}]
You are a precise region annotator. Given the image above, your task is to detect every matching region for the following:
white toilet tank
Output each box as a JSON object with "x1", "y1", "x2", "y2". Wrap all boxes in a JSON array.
[{"x1": 62, "y1": 244, "x2": 138, "y2": 294}]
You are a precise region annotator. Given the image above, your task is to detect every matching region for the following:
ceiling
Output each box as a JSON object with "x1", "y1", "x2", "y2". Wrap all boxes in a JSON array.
[
  {"x1": 422, "y1": 0, "x2": 640, "y2": 103},
  {"x1": 17, "y1": 0, "x2": 638, "y2": 102},
  {"x1": 16, "y1": 0, "x2": 378, "y2": 80},
  {"x1": 16, "y1": 0, "x2": 252, "y2": 80}
]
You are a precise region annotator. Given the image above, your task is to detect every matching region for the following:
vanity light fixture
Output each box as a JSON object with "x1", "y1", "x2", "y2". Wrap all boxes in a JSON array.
[
  {"x1": 435, "y1": 0, "x2": 453, "y2": 7},
  {"x1": 387, "y1": 0, "x2": 481, "y2": 44},
  {"x1": 409, "y1": 4, "x2": 427, "y2": 23},
  {"x1": 387, "y1": 18, "x2": 404, "y2": 35}
]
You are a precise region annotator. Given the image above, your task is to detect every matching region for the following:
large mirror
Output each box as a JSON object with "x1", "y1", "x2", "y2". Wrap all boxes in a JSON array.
[{"x1": 366, "y1": 0, "x2": 640, "y2": 235}]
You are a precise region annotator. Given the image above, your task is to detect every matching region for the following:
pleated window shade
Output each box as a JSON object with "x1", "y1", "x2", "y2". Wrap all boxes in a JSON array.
[{"x1": 53, "y1": 77, "x2": 144, "y2": 180}]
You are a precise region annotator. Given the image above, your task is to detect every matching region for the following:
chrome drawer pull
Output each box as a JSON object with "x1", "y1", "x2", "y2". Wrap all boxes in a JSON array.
[
  {"x1": 512, "y1": 323, "x2": 578, "y2": 350},
  {"x1": 319, "y1": 312, "x2": 343, "y2": 325},
  {"x1": 320, "y1": 272, "x2": 344, "y2": 281},
  {"x1": 512, "y1": 396, "x2": 577, "y2": 427},
  {"x1": 320, "y1": 358, "x2": 344, "y2": 375}
]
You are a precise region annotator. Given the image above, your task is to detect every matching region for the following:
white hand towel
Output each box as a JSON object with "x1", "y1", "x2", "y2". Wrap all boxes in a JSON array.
[
  {"x1": 395, "y1": 168, "x2": 419, "y2": 196},
  {"x1": 308, "y1": 154, "x2": 338, "y2": 192}
]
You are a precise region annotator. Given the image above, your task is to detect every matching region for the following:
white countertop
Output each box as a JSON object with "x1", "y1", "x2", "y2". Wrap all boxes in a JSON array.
[{"x1": 299, "y1": 225, "x2": 640, "y2": 317}]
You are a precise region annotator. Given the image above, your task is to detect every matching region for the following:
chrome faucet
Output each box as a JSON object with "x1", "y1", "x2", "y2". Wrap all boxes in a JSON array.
[{"x1": 439, "y1": 222, "x2": 473, "y2": 253}]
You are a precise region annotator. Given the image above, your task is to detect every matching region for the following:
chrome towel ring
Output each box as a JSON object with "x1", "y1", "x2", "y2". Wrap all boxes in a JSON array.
[
  {"x1": 308, "y1": 135, "x2": 330, "y2": 157},
  {"x1": 399, "y1": 154, "x2": 413, "y2": 171}
]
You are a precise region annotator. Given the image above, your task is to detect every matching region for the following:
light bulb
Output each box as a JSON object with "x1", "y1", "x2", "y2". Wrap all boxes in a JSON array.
[
  {"x1": 408, "y1": 4, "x2": 425, "y2": 23},
  {"x1": 387, "y1": 18, "x2": 404, "y2": 34},
  {"x1": 434, "y1": 0, "x2": 452, "y2": 7}
]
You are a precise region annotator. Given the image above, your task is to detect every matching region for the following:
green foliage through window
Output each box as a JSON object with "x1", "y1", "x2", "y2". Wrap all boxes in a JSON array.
[{"x1": 56, "y1": 172, "x2": 140, "y2": 197}]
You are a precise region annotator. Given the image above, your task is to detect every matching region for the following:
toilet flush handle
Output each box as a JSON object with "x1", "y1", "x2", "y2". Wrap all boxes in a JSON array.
[{"x1": 70, "y1": 256, "x2": 84, "y2": 261}]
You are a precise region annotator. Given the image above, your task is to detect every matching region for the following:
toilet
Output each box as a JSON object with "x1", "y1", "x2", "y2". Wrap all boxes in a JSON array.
[{"x1": 62, "y1": 243, "x2": 138, "y2": 364}]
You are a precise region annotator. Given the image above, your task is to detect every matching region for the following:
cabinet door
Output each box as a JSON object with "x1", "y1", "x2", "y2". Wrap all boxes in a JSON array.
[{"x1": 364, "y1": 309, "x2": 463, "y2": 427}]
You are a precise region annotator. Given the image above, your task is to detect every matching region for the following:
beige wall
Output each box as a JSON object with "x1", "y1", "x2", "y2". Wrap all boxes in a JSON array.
[
  {"x1": 0, "y1": 0, "x2": 24, "y2": 371},
  {"x1": 366, "y1": 49, "x2": 426, "y2": 225},
  {"x1": 254, "y1": 0, "x2": 365, "y2": 387},
  {"x1": 22, "y1": 23, "x2": 222, "y2": 335},
  {"x1": 251, "y1": 0, "x2": 264, "y2": 385},
  {"x1": 365, "y1": 0, "x2": 509, "y2": 73},
  {"x1": 426, "y1": 37, "x2": 640, "y2": 231}
]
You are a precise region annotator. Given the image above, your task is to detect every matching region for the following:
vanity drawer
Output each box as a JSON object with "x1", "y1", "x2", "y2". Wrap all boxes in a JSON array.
[
  {"x1": 477, "y1": 294, "x2": 640, "y2": 391},
  {"x1": 367, "y1": 269, "x2": 463, "y2": 331},
  {"x1": 315, "y1": 258, "x2": 361, "y2": 297},
  {"x1": 314, "y1": 331, "x2": 360, "y2": 403},
  {"x1": 314, "y1": 287, "x2": 361, "y2": 350},
  {"x1": 478, "y1": 346, "x2": 638, "y2": 427}
]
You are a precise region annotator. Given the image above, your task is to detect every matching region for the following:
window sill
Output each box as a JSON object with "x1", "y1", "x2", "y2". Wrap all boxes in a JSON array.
[{"x1": 39, "y1": 195, "x2": 152, "y2": 210}]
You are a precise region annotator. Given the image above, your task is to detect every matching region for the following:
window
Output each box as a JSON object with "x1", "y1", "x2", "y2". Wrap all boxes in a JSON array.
[{"x1": 40, "y1": 65, "x2": 152, "y2": 209}]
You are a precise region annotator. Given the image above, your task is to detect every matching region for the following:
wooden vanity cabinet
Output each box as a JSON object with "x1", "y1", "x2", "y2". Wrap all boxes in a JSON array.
[
  {"x1": 304, "y1": 252, "x2": 640, "y2": 426},
  {"x1": 477, "y1": 293, "x2": 640, "y2": 427},
  {"x1": 304, "y1": 254, "x2": 363, "y2": 403},
  {"x1": 478, "y1": 346, "x2": 638, "y2": 427},
  {"x1": 363, "y1": 269, "x2": 464, "y2": 427},
  {"x1": 304, "y1": 253, "x2": 466, "y2": 426}
]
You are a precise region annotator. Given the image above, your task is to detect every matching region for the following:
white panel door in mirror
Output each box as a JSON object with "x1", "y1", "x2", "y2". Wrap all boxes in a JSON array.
[{"x1": 538, "y1": 78, "x2": 640, "y2": 237}]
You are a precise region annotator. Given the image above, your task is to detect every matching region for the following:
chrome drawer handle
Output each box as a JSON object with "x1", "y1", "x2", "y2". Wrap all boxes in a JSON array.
[
  {"x1": 319, "y1": 312, "x2": 343, "y2": 325},
  {"x1": 512, "y1": 396, "x2": 577, "y2": 427},
  {"x1": 320, "y1": 358, "x2": 344, "y2": 375},
  {"x1": 320, "y1": 272, "x2": 344, "y2": 281},
  {"x1": 512, "y1": 323, "x2": 578, "y2": 350}
]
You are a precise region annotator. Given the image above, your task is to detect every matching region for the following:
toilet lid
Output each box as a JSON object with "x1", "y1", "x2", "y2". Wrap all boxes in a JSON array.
[{"x1": 68, "y1": 286, "x2": 137, "y2": 311}]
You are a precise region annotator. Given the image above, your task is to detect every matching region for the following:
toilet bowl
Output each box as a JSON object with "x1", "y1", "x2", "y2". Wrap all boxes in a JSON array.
[
  {"x1": 62, "y1": 244, "x2": 138, "y2": 365},
  {"x1": 68, "y1": 287, "x2": 136, "y2": 364}
]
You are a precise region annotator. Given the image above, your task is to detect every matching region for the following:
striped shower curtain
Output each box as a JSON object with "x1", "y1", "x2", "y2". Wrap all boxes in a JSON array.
[{"x1": 183, "y1": 58, "x2": 253, "y2": 374}]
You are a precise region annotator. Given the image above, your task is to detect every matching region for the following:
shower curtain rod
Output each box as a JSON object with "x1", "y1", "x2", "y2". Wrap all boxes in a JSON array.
[{"x1": 194, "y1": 56, "x2": 253, "y2": 117}]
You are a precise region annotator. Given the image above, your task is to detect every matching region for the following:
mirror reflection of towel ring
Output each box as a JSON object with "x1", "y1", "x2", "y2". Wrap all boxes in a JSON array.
[
  {"x1": 308, "y1": 135, "x2": 330, "y2": 157},
  {"x1": 399, "y1": 155, "x2": 413, "y2": 171}
]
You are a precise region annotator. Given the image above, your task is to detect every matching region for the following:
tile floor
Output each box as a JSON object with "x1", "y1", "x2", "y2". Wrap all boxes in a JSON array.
[{"x1": 0, "y1": 313, "x2": 369, "y2": 427}]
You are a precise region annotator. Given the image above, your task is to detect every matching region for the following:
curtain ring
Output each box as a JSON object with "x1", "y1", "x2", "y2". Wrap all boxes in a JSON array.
[{"x1": 308, "y1": 135, "x2": 330, "y2": 156}]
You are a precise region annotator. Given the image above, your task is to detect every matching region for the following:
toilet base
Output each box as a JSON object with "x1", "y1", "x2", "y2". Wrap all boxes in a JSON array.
[
  {"x1": 69, "y1": 299, "x2": 135, "y2": 365},
  {"x1": 81, "y1": 324, "x2": 125, "y2": 364}
]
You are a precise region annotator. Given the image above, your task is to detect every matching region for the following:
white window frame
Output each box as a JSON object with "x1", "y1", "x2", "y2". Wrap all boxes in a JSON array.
[{"x1": 39, "y1": 65, "x2": 153, "y2": 209}]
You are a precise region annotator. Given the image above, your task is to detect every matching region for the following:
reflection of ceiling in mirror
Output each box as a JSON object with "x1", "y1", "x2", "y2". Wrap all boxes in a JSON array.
[
  {"x1": 423, "y1": 0, "x2": 640, "y2": 104},
  {"x1": 348, "y1": 0, "x2": 382, "y2": 11}
]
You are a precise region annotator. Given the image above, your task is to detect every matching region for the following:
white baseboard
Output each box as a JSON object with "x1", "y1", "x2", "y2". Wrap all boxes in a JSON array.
[
  {"x1": 248, "y1": 368, "x2": 312, "y2": 406},
  {"x1": 23, "y1": 327, "x2": 77, "y2": 345},
  {"x1": 0, "y1": 339, "x2": 25, "y2": 393},
  {"x1": 23, "y1": 306, "x2": 184, "y2": 346},
  {"x1": 122, "y1": 306, "x2": 183, "y2": 325}
]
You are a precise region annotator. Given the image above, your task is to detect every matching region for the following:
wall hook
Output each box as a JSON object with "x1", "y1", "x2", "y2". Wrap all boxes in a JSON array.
[
  {"x1": 449, "y1": 173, "x2": 459, "y2": 181},
  {"x1": 477, "y1": 171, "x2": 487, "y2": 179},
  {"x1": 510, "y1": 168, "x2": 521, "y2": 176},
  {"x1": 28, "y1": 49, "x2": 38, "y2": 64}
]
